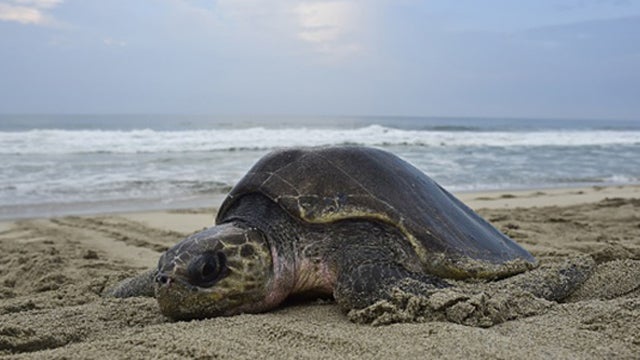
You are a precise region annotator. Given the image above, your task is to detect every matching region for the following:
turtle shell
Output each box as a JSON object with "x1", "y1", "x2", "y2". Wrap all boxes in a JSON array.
[{"x1": 216, "y1": 146, "x2": 536, "y2": 279}]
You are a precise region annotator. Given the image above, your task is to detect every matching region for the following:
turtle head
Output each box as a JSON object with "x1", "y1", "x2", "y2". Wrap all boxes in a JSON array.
[{"x1": 155, "y1": 223, "x2": 277, "y2": 319}]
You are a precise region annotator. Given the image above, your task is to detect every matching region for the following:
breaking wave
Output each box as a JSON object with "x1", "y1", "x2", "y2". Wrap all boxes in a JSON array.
[{"x1": 1, "y1": 125, "x2": 640, "y2": 155}]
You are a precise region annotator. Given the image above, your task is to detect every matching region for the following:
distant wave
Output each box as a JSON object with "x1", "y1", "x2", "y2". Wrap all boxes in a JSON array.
[{"x1": 1, "y1": 125, "x2": 639, "y2": 155}]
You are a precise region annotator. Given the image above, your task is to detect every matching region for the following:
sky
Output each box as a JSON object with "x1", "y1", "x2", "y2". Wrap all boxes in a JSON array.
[{"x1": 0, "y1": 0, "x2": 639, "y2": 120}]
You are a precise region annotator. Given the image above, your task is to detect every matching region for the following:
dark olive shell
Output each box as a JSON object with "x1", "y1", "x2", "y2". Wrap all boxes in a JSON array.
[{"x1": 216, "y1": 146, "x2": 536, "y2": 279}]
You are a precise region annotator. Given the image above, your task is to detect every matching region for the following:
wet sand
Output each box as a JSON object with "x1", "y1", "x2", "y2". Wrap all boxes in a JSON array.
[{"x1": 1, "y1": 185, "x2": 639, "y2": 359}]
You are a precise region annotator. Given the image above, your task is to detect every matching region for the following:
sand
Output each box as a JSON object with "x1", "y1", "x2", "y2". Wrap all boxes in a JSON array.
[{"x1": 1, "y1": 185, "x2": 639, "y2": 359}]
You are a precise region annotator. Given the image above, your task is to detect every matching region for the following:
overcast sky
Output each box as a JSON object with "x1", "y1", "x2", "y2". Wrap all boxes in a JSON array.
[{"x1": 1, "y1": 0, "x2": 639, "y2": 119}]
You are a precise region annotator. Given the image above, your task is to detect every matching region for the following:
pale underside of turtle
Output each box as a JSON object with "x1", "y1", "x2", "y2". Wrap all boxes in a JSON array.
[{"x1": 106, "y1": 146, "x2": 593, "y2": 326}]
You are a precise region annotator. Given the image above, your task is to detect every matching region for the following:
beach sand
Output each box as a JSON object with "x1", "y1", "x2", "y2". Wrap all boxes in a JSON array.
[{"x1": 1, "y1": 185, "x2": 639, "y2": 359}]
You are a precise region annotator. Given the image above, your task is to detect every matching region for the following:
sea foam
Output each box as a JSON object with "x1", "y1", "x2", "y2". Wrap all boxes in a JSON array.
[{"x1": 1, "y1": 125, "x2": 639, "y2": 155}]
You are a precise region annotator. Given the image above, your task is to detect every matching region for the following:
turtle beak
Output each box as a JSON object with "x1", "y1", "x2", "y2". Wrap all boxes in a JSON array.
[{"x1": 155, "y1": 272, "x2": 199, "y2": 292}]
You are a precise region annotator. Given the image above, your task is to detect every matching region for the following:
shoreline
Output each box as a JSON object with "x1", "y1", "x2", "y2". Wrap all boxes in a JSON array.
[
  {"x1": 1, "y1": 183, "x2": 639, "y2": 223},
  {"x1": 457, "y1": 183, "x2": 640, "y2": 209}
]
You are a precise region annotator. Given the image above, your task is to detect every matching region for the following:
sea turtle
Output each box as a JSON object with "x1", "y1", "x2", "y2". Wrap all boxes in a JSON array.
[{"x1": 107, "y1": 146, "x2": 591, "y2": 324}]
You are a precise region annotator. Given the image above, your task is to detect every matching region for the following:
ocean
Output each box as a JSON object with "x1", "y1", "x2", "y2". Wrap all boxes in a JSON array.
[{"x1": 1, "y1": 114, "x2": 639, "y2": 220}]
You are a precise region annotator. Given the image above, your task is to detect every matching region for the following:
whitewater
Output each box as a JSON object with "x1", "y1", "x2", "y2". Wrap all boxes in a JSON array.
[
  {"x1": 1, "y1": 126, "x2": 640, "y2": 154},
  {"x1": 1, "y1": 115, "x2": 639, "y2": 219}
]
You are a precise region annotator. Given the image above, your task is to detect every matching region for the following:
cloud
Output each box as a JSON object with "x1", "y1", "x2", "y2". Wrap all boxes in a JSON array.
[
  {"x1": 0, "y1": 3, "x2": 44, "y2": 24},
  {"x1": 0, "y1": 0, "x2": 62, "y2": 26},
  {"x1": 103, "y1": 37, "x2": 127, "y2": 47},
  {"x1": 172, "y1": 0, "x2": 367, "y2": 60},
  {"x1": 294, "y1": 1, "x2": 362, "y2": 56},
  {"x1": 13, "y1": 0, "x2": 62, "y2": 8},
  {"x1": 556, "y1": 0, "x2": 632, "y2": 11}
]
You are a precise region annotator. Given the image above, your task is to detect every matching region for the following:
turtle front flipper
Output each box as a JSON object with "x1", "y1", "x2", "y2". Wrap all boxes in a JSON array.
[
  {"x1": 344, "y1": 256, "x2": 595, "y2": 327},
  {"x1": 329, "y1": 235, "x2": 451, "y2": 318},
  {"x1": 103, "y1": 268, "x2": 157, "y2": 298},
  {"x1": 334, "y1": 261, "x2": 450, "y2": 311}
]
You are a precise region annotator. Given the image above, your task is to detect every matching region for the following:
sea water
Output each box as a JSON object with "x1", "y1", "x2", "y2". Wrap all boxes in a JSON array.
[{"x1": 1, "y1": 114, "x2": 639, "y2": 219}]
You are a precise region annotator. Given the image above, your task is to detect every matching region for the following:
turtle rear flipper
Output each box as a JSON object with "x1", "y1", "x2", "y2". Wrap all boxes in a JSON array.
[
  {"x1": 494, "y1": 255, "x2": 595, "y2": 301},
  {"x1": 344, "y1": 256, "x2": 595, "y2": 326}
]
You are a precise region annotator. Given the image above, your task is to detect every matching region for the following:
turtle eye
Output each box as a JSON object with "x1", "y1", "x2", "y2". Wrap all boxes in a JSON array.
[{"x1": 187, "y1": 251, "x2": 227, "y2": 287}]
